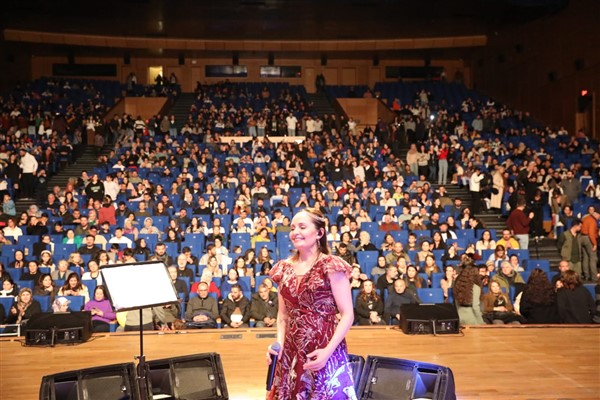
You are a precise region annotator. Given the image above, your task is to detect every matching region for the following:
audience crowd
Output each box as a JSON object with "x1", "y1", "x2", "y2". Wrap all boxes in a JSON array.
[{"x1": 0, "y1": 79, "x2": 598, "y2": 332}]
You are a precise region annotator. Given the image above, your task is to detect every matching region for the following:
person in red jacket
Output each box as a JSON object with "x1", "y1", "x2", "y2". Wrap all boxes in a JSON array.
[
  {"x1": 97, "y1": 195, "x2": 116, "y2": 226},
  {"x1": 506, "y1": 197, "x2": 533, "y2": 250},
  {"x1": 580, "y1": 206, "x2": 599, "y2": 280},
  {"x1": 438, "y1": 143, "x2": 449, "y2": 185}
]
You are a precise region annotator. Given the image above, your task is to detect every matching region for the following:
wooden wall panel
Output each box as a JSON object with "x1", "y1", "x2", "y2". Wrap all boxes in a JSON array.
[
  {"x1": 337, "y1": 98, "x2": 379, "y2": 127},
  {"x1": 471, "y1": 0, "x2": 599, "y2": 138},
  {"x1": 29, "y1": 55, "x2": 470, "y2": 94},
  {"x1": 123, "y1": 98, "x2": 168, "y2": 120},
  {"x1": 341, "y1": 68, "x2": 357, "y2": 86}
]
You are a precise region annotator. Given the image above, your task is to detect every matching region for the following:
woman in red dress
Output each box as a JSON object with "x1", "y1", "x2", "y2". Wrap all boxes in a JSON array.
[{"x1": 267, "y1": 207, "x2": 357, "y2": 400}]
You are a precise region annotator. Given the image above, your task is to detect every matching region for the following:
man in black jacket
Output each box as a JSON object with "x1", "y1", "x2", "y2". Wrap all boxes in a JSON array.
[
  {"x1": 220, "y1": 284, "x2": 251, "y2": 328},
  {"x1": 185, "y1": 282, "x2": 218, "y2": 329},
  {"x1": 250, "y1": 284, "x2": 278, "y2": 327}
]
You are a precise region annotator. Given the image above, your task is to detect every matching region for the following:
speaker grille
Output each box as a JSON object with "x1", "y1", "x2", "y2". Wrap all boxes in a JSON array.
[
  {"x1": 173, "y1": 359, "x2": 219, "y2": 399},
  {"x1": 82, "y1": 373, "x2": 130, "y2": 400}
]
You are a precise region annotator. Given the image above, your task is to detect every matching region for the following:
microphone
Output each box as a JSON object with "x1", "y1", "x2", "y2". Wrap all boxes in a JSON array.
[{"x1": 266, "y1": 342, "x2": 281, "y2": 391}]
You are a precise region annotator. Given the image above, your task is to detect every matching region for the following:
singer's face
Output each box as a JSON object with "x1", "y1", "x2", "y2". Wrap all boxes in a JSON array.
[{"x1": 290, "y1": 212, "x2": 320, "y2": 252}]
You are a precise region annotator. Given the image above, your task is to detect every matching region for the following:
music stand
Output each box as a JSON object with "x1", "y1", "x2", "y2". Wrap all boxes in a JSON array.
[{"x1": 101, "y1": 261, "x2": 179, "y2": 400}]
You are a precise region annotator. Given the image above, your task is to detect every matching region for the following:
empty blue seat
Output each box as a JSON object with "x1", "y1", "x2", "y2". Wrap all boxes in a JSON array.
[
  {"x1": 356, "y1": 251, "x2": 379, "y2": 270},
  {"x1": 63, "y1": 295, "x2": 85, "y2": 312},
  {"x1": 526, "y1": 259, "x2": 550, "y2": 274},
  {"x1": 508, "y1": 249, "x2": 530, "y2": 261},
  {"x1": 583, "y1": 284, "x2": 595, "y2": 299},
  {"x1": 33, "y1": 295, "x2": 51, "y2": 312},
  {"x1": 416, "y1": 288, "x2": 445, "y2": 304},
  {"x1": 82, "y1": 280, "x2": 97, "y2": 296}
]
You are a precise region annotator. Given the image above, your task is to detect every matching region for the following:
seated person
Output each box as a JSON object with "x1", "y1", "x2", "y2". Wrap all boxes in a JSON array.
[
  {"x1": 492, "y1": 261, "x2": 525, "y2": 296},
  {"x1": 191, "y1": 269, "x2": 221, "y2": 299},
  {"x1": 355, "y1": 280, "x2": 385, "y2": 326},
  {"x1": 422, "y1": 255, "x2": 441, "y2": 280},
  {"x1": 496, "y1": 229, "x2": 520, "y2": 250},
  {"x1": 487, "y1": 244, "x2": 509, "y2": 270},
  {"x1": 175, "y1": 254, "x2": 195, "y2": 281},
  {"x1": 220, "y1": 268, "x2": 250, "y2": 298},
  {"x1": 482, "y1": 281, "x2": 524, "y2": 324},
  {"x1": 250, "y1": 283, "x2": 278, "y2": 328},
  {"x1": 220, "y1": 284, "x2": 251, "y2": 328},
  {"x1": 123, "y1": 308, "x2": 155, "y2": 332},
  {"x1": 33, "y1": 274, "x2": 57, "y2": 300},
  {"x1": 21, "y1": 261, "x2": 42, "y2": 282},
  {"x1": 152, "y1": 299, "x2": 181, "y2": 331},
  {"x1": 416, "y1": 240, "x2": 434, "y2": 263},
  {"x1": 0, "y1": 278, "x2": 19, "y2": 297},
  {"x1": 82, "y1": 260, "x2": 103, "y2": 283},
  {"x1": 508, "y1": 254, "x2": 525, "y2": 273},
  {"x1": 355, "y1": 231, "x2": 377, "y2": 252},
  {"x1": 349, "y1": 265, "x2": 369, "y2": 289},
  {"x1": 441, "y1": 242, "x2": 461, "y2": 266},
  {"x1": 556, "y1": 270, "x2": 595, "y2": 324},
  {"x1": 57, "y1": 273, "x2": 90, "y2": 304},
  {"x1": 185, "y1": 282, "x2": 218, "y2": 329},
  {"x1": 519, "y1": 269, "x2": 559, "y2": 324},
  {"x1": 5, "y1": 288, "x2": 42, "y2": 330},
  {"x1": 384, "y1": 279, "x2": 420, "y2": 325},
  {"x1": 370, "y1": 256, "x2": 388, "y2": 278},
  {"x1": 335, "y1": 242, "x2": 358, "y2": 267},
  {"x1": 166, "y1": 265, "x2": 189, "y2": 301},
  {"x1": 376, "y1": 264, "x2": 398, "y2": 295},
  {"x1": 84, "y1": 285, "x2": 116, "y2": 332},
  {"x1": 440, "y1": 265, "x2": 457, "y2": 300},
  {"x1": 404, "y1": 265, "x2": 427, "y2": 292},
  {"x1": 52, "y1": 297, "x2": 71, "y2": 313}
]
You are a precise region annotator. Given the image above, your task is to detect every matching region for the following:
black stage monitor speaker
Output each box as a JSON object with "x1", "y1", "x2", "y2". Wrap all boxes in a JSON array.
[
  {"x1": 40, "y1": 363, "x2": 138, "y2": 400},
  {"x1": 400, "y1": 304, "x2": 459, "y2": 335},
  {"x1": 147, "y1": 352, "x2": 228, "y2": 399},
  {"x1": 357, "y1": 356, "x2": 456, "y2": 400},
  {"x1": 26, "y1": 312, "x2": 92, "y2": 346},
  {"x1": 348, "y1": 354, "x2": 365, "y2": 394}
]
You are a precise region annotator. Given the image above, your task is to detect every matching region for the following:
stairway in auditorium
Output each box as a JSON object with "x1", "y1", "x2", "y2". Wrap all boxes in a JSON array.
[
  {"x1": 395, "y1": 144, "x2": 561, "y2": 267},
  {"x1": 435, "y1": 184, "x2": 561, "y2": 266},
  {"x1": 307, "y1": 92, "x2": 337, "y2": 116},
  {"x1": 169, "y1": 92, "x2": 196, "y2": 131},
  {"x1": 14, "y1": 145, "x2": 103, "y2": 214}
]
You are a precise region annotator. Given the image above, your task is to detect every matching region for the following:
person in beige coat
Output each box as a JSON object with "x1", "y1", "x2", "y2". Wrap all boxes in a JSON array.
[{"x1": 491, "y1": 166, "x2": 505, "y2": 212}]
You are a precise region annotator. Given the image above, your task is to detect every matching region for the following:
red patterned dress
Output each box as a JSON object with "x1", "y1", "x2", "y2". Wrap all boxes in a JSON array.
[{"x1": 267, "y1": 255, "x2": 357, "y2": 400}]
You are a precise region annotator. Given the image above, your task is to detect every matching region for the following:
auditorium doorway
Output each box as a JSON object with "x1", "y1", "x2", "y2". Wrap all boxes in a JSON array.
[{"x1": 148, "y1": 66, "x2": 163, "y2": 84}]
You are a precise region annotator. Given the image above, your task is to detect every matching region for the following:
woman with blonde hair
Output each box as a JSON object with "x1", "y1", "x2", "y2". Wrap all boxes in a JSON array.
[
  {"x1": 482, "y1": 280, "x2": 524, "y2": 324},
  {"x1": 355, "y1": 231, "x2": 377, "y2": 252}
]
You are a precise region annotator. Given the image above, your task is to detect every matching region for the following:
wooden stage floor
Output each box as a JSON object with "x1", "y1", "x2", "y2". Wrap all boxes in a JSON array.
[{"x1": 0, "y1": 326, "x2": 598, "y2": 399}]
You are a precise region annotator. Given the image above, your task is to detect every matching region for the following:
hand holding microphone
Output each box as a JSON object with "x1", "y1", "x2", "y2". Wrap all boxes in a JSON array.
[{"x1": 266, "y1": 342, "x2": 281, "y2": 391}]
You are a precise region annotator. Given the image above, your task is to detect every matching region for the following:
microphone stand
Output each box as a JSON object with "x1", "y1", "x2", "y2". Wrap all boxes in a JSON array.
[
  {"x1": 533, "y1": 236, "x2": 540, "y2": 260},
  {"x1": 136, "y1": 309, "x2": 150, "y2": 400}
]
